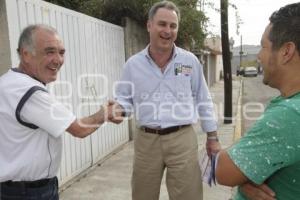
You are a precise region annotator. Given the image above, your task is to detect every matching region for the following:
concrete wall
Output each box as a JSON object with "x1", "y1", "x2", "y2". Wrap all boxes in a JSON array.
[
  {"x1": 123, "y1": 17, "x2": 148, "y2": 60},
  {"x1": 216, "y1": 54, "x2": 223, "y2": 81},
  {"x1": 197, "y1": 52, "x2": 222, "y2": 88},
  {"x1": 0, "y1": 0, "x2": 11, "y2": 74},
  {"x1": 122, "y1": 17, "x2": 148, "y2": 139},
  {"x1": 203, "y1": 36, "x2": 223, "y2": 86},
  {"x1": 208, "y1": 54, "x2": 216, "y2": 86},
  {"x1": 202, "y1": 54, "x2": 209, "y2": 83}
]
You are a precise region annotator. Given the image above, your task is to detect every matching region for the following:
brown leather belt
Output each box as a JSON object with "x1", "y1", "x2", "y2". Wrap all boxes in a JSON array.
[{"x1": 141, "y1": 124, "x2": 190, "y2": 135}]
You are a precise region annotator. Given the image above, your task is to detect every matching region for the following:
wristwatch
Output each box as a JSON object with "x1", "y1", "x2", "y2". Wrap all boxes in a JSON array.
[{"x1": 207, "y1": 136, "x2": 219, "y2": 141}]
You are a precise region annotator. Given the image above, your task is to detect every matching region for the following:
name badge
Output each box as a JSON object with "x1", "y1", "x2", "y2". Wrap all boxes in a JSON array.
[{"x1": 174, "y1": 63, "x2": 192, "y2": 76}]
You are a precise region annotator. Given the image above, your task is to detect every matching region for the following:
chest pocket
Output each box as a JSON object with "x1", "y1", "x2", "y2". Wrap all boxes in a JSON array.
[
  {"x1": 170, "y1": 75, "x2": 193, "y2": 102},
  {"x1": 174, "y1": 75, "x2": 192, "y2": 93}
]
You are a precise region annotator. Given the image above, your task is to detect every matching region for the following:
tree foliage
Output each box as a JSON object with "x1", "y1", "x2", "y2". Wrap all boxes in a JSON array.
[
  {"x1": 44, "y1": 0, "x2": 100, "y2": 16},
  {"x1": 45, "y1": 0, "x2": 208, "y2": 49}
]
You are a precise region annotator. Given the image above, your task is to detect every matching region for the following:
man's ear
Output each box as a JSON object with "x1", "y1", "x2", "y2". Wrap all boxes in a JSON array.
[
  {"x1": 281, "y1": 42, "x2": 296, "y2": 65},
  {"x1": 20, "y1": 48, "x2": 32, "y2": 63}
]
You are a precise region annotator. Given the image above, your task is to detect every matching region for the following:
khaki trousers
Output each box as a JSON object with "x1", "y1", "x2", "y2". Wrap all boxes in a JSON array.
[{"x1": 132, "y1": 125, "x2": 203, "y2": 200}]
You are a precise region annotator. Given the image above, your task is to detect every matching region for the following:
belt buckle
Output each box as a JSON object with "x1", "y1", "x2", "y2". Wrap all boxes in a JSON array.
[
  {"x1": 141, "y1": 127, "x2": 148, "y2": 133},
  {"x1": 155, "y1": 129, "x2": 160, "y2": 134},
  {"x1": 141, "y1": 126, "x2": 160, "y2": 134}
]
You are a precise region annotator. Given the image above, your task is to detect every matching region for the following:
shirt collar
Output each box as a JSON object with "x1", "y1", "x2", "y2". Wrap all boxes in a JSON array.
[
  {"x1": 143, "y1": 44, "x2": 178, "y2": 61},
  {"x1": 11, "y1": 68, "x2": 46, "y2": 85}
]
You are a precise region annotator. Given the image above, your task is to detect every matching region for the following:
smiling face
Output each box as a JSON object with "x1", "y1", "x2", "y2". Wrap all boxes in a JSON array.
[
  {"x1": 21, "y1": 28, "x2": 65, "y2": 84},
  {"x1": 147, "y1": 7, "x2": 178, "y2": 53}
]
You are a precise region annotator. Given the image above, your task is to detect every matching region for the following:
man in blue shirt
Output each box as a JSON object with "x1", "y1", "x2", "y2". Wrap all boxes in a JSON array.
[{"x1": 110, "y1": 1, "x2": 220, "y2": 200}]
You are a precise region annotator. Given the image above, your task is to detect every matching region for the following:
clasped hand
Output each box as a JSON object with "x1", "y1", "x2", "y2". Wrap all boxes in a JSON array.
[{"x1": 103, "y1": 100, "x2": 124, "y2": 124}]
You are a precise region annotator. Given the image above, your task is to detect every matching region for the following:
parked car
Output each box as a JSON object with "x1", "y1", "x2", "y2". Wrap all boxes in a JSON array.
[
  {"x1": 237, "y1": 68, "x2": 244, "y2": 76},
  {"x1": 243, "y1": 66, "x2": 258, "y2": 77}
]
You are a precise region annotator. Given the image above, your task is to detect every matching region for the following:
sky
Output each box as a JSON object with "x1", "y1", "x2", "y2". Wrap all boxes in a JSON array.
[{"x1": 204, "y1": 0, "x2": 299, "y2": 47}]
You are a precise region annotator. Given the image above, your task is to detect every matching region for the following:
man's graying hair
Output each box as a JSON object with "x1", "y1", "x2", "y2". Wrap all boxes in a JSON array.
[
  {"x1": 269, "y1": 3, "x2": 300, "y2": 52},
  {"x1": 148, "y1": 1, "x2": 180, "y2": 22},
  {"x1": 17, "y1": 24, "x2": 58, "y2": 55}
]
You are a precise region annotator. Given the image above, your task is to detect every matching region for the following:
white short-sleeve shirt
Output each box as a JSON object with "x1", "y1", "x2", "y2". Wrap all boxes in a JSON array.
[{"x1": 0, "y1": 69, "x2": 75, "y2": 181}]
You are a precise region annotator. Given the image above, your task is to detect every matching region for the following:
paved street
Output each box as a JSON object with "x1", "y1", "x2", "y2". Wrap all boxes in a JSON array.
[
  {"x1": 60, "y1": 78, "x2": 242, "y2": 200},
  {"x1": 242, "y1": 75, "x2": 279, "y2": 133}
]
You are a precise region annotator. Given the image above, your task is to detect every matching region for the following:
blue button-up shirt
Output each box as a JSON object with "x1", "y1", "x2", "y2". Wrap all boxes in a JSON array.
[{"x1": 115, "y1": 45, "x2": 217, "y2": 133}]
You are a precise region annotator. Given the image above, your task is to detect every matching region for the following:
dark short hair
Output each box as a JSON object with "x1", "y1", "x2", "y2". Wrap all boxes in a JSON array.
[
  {"x1": 17, "y1": 24, "x2": 58, "y2": 55},
  {"x1": 269, "y1": 3, "x2": 300, "y2": 52},
  {"x1": 148, "y1": 1, "x2": 180, "y2": 22}
]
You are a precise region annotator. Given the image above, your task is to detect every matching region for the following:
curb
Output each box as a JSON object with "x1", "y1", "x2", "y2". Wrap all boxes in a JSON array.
[
  {"x1": 233, "y1": 78, "x2": 243, "y2": 141},
  {"x1": 230, "y1": 78, "x2": 243, "y2": 199}
]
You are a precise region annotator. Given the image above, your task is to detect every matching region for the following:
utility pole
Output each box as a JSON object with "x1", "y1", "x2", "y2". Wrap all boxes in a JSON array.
[
  {"x1": 220, "y1": 0, "x2": 232, "y2": 124},
  {"x1": 239, "y1": 35, "x2": 243, "y2": 70}
]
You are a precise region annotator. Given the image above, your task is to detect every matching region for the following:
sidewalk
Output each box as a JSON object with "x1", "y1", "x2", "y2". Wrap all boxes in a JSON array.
[{"x1": 60, "y1": 77, "x2": 242, "y2": 200}]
